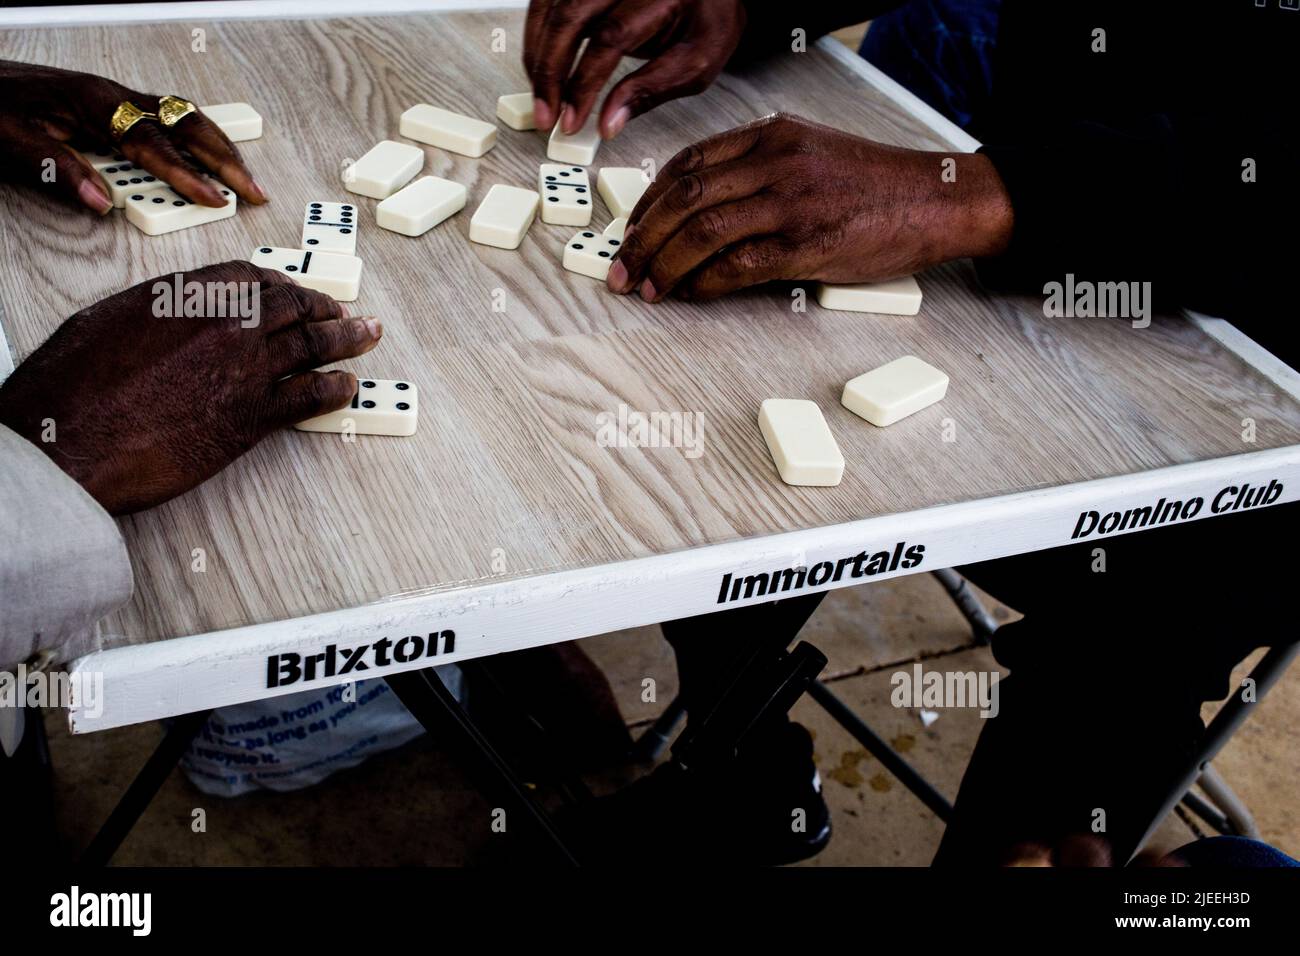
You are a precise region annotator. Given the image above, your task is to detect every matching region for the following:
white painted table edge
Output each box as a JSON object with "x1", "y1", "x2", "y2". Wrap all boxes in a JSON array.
[{"x1": 67, "y1": 445, "x2": 1300, "y2": 732}]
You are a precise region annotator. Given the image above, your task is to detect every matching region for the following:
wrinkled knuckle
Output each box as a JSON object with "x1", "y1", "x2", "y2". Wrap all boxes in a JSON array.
[
  {"x1": 671, "y1": 173, "x2": 705, "y2": 210},
  {"x1": 668, "y1": 143, "x2": 704, "y2": 175},
  {"x1": 687, "y1": 208, "x2": 729, "y2": 245},
  {"x1": 344, "y1": 319, "x2": 370, "y2": 349},
  {"x1": 733, "y1": 245, "x2": 768, "y2": 275},
  {"x1": 594, "y1": 18, "x2": 633, "y2": 50},
  {"x1": 548, "y1": 3, "x2": 581, "y2": 30},
  {"x1": 303, "y1": 373, "x2": 338, "y2": 408}
]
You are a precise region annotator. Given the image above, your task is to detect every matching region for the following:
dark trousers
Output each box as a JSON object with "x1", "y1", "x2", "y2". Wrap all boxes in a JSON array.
[
  {"x1": 937, "y1": 503, "x2": 1294, "y2": 863},
  {"x1": 662, "y1": 503, "x2": 1294, "y2": 863}
]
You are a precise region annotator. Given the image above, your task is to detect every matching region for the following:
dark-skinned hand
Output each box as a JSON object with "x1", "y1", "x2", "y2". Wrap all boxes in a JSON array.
[
  {"x1": 0, "y1": 261, "x2": 381, "y2": 515},
  {"x1": 0, "y1": 59, "x2": 267, "y2": 215},
  {"x1": 607, "y1": 113, "x2": 1015, "y2": 301},
  {"x1": 524, "y1": 0, "x2": 747, "y2": 138}
]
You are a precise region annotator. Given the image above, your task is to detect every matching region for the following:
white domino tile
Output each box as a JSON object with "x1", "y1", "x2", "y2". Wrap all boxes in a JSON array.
[
  {"x1": 294, "y1": 377, "x2": 418, "y2": 437},
  {"x1": 547, "y1": 115, "x2": 600, "y2": 166},
  {"x1": 816, "y1": 275, "x2": 923, "y2": 315},
  {"x1": 84, "y1": 149, "x2": 130, "y2": 172},
  {"x1": 496, "y1": 92, "x2": 536, "y2": 131},
  {"x1": 249, "y1": 246, "x2": 363, "y2": 302},
  {"x1": 597, "y1": 166, "x2": 650, "y2": 218},
  {"x1": 758, "y1": 399, "x2": 844, "y2": 487},
  {"x1": 399, "y1": 104, "x2": 497, "y2": 158},
  {"x1": 344, "y1": 140, "x2": 423, "y2": 200},
  {"x1": 97, "y1": 162, "x2": 167, "y2": 208},
  {"x1": 376, "y1": 176, "x2": 467, "y2": 237},
  {"x1": 301, "y1": 201, "x2": 358, "y2": 254},
  {"x1": 562, "y1": 219, "x2": 624, "y2": 281},
  {"x1": 841, "y1": 356, "x2": 948, "y2": 427},
  {"x1": 124, "y1": 184, "x2": 236, "y2": 236},
  {"x1": 201, "y1": 102, "x2": 262, "y2": 142},
  {"x1": 469, "y1": 184, "x2": 539, "y2": 250},
  {"x1": 538, "y1": 163, "x2": 593, "y2": 226}
]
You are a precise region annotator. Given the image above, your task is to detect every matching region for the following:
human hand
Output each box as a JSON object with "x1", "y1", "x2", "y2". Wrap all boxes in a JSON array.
[
  {"x1": 0, "y1": 261, "x2": 381, "y2": 515},
  {"x1": 0, "y1": 59, "x2": 266, "y2": 215},
  {"x1": 523, "y1": 0, "x2": 747, "y2": 137},
  {"x1": 607, "y1": 113, "x2": 1014, "y2": 301}
]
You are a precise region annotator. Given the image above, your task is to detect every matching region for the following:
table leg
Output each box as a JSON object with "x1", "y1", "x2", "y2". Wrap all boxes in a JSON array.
[
  {"x1": 385, "y1": 666, "x2": 580, "y2": 865},
  {"x1": 80, "y1": 708, "x2": 213, "y2": 866}
]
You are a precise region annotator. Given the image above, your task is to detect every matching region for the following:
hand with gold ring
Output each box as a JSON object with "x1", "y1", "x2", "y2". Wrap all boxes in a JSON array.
[{"x1": 0, "y1": 60, "x2": 266, "y2": 215}]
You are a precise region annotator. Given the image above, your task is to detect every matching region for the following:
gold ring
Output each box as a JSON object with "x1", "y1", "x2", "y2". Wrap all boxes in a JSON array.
[
  {"x1": 109, "y1": 101, "x2": 156, "y2": 142},
  {"x1": 157, "y1": 94, "x2": 197, "y2": 128}
]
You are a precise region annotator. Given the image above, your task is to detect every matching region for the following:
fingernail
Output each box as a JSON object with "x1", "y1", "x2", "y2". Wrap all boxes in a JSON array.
[
  {"x1": 623, "y1": 223, "x2": 635, "y2": 242},
  {"x1": 363, "y1": 318, "x2": 382, "y2": 338},
  {"x1": 607, "y1": 259, "x2": 628, "y2": 292},
  {"x1": 605, "y1": 106, "x2": 630, "y2": 139},
  {"x1": 560, "y1": 104, "x2": 576, "y2": 134},
  {"x1": 79, "y1": 178, "x2": 112, "y2": 214},
  {"x1": 639, "y1": 278, "x2": 657, "y2": 301},
  {"x1": 251, "y1": 179, "x2": 268, "y2": 201},
  {"x1": 534, "y1": 98, "x2": 552, "y2": 129}
]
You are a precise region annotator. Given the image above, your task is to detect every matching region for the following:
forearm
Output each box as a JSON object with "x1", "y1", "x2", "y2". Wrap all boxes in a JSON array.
[{"x1": 973, "y1": 108, "x2": 1296, "y2": 323}]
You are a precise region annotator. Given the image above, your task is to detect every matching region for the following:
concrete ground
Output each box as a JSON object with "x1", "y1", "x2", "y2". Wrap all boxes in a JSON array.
[{"x1": 41, "y1": 574, "x2": 1299, "y2": 866}]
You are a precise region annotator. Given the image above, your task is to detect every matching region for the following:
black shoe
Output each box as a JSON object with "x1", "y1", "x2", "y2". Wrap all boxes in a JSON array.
[{"x1": 564, "y1": 721, "x2": 831, "y2": 866}]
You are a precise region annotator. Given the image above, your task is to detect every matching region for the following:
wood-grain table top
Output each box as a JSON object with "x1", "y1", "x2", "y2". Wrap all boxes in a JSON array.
[{"x1": 3, "y1": 10, "x2": 1299, "y2": 652}]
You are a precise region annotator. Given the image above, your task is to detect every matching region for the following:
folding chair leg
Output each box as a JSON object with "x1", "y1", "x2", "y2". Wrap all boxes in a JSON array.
[
  {"x1": 807, "y1": 679, "x2": 953, "y2": 822},
  {"x1": 931, "y1": 568, "x2": 999, "y2": 644},
  {"x1": 1192, "y1": 763, "x2": 1259, "y2": 838},
  {"x1": 631, "y1": 694, "x2": 686, "y2": 763},
  {"x1": 1129, "y1": 641, "x2": 1300, "y2": 861}
]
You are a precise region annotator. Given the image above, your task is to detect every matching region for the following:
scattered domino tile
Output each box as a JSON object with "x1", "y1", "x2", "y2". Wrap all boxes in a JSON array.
[
  {"x1": 758, "y1": 399, "x2": 845, "y2": 487},
  {"x1": 547, "y1": 115, "x2": 600, "y2": 165},
  {"x1": 302, "y1": 201, "x2": 358, "y2": 255},
  {"x1": 816, "y1": 275, "x2": 923, "y2": 315},
  {"x1": 97, "y1": 162, "x2": 166, "y2": 208},
  {"x1": 400, "y1": 104, "x2": 497, "y2": 158},
  {"x1": 597, "y1": 167, "x2": 650, "y2": 218},
  {"x1": 376, "y1": 176, "x2": 467, "y2": 237},
  {"x1": 469, "y1": 184, "x2": 539, "y2": 249},
  {"x1": 201, "y1": 102, "x2": 262, "y2": 142},
  {"x1": 295, "y1": 378, "x2": 418, "y2": 437},
  {"x1": 562, "y1": 219, "x2": 625, "y2": 281},
  {"x1": 841, "y1": 356, "x2": 948, "y2": 427},
  {"x1": 538, "y1": 163, "x2": 592, "y2": 226},
  {"x1": 124, "y1": 185, "x2": 236, "y2": 236},
  {"x1": 344, "y1": 140, "x2": 423, "y2": 200},
  {"x1": 85, "y1": 149, "x2": 129, "y2": 172},
  {"x1": 249, "y1": 246, "x2": 363, "y2": 302},
  {"x1": 496, "y1": 92, "x2": 535, "y2": 131}
]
